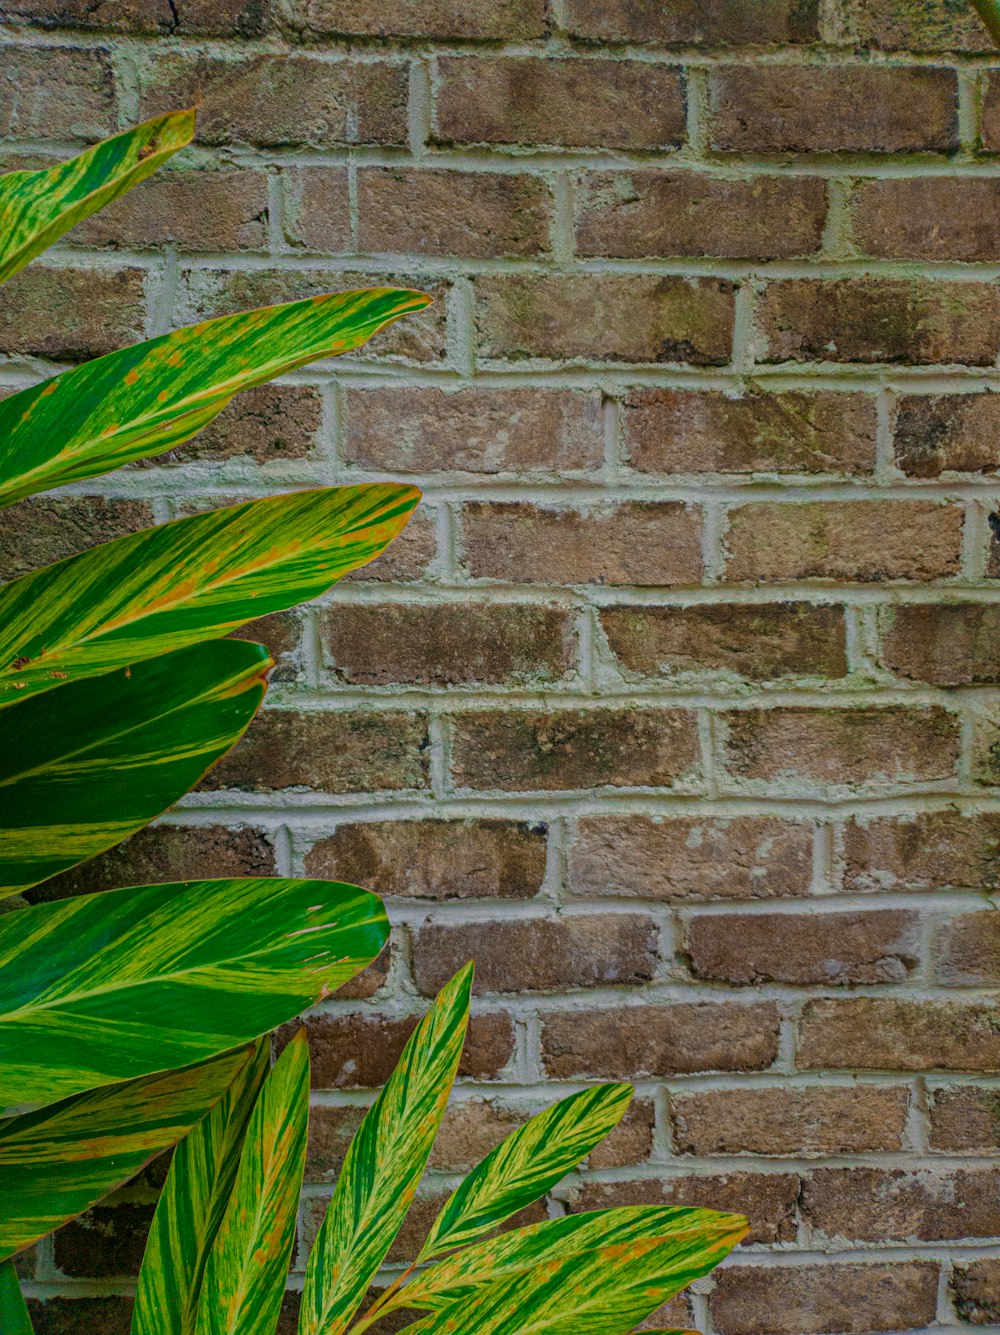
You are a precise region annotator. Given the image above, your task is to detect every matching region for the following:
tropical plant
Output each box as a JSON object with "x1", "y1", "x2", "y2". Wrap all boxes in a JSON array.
[{"x1": 971, "y1": 0, "x2": 1000, "y2": 43}]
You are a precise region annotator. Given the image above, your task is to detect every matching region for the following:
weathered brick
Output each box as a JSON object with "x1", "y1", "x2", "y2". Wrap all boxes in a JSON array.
[
  {"x1": 281, "y1": 168, "x2": 351, "y2": 254},
  {"x1": 0, "y1": 496, "x2": 153, "y2": 583},
  {"x1": 842, "y1": 811, "x2": 1000, "y2": 893},
  {"x1": 894, "y1": 393, "x2": 1000, "y2": 477},
  {"x1": 799, "y1": 998, "x2": 1000, "y2": 1071},
  {"x1": 972, "y1": 708, "x2": 1000, "y2": 787},
  {"x1": 305, "y1": 1104, "x2": 365, "y2": 1184},
  {"x1": 336, "y1": 943, "x2": 393, "y2": 1002},
  {"x1": 565, "y1": 0, "x2": 819, "y2": 44},
  {"x1": 144, "y1": 385, "x2": 322, "y2": 466},
  {"x1": 600, "y1": 603, "x2": 848, "y2": 682},
  {"x1": 854, "y1": 178, "x2": 1000, "y2": 261},
  {"x1": 229, "y1": 611, "x2": 303, "y2": 683},
  {"x1": 936, "y1": 912, "x2": 1000, "y2": 986},
  {"x1": 757, "y1": 278, "x2": 1000, "y2": 366},
  {"x1": 0, "y1": 47, "x2": 116, "y2": 140},
  {"x1": 54, "y1": 1203, "x2": 154, "y2": 1278},
  {"x1": 5, "y1": 0, "x2": 270, "y2": 34},
  {"x1": 0, "y1": 266, "x2": 147, "y2": 361},
  {"x1": 980, "y1": 74, "x2": 1000, "y2": 153},
  {"x1": 952, "y1": 1259, "x2": 1000, "y2": 1324},
  {"x1": 319, "y1": 602, "x2": 574, "y2": 686},
  {"x1": 841, "y1": 0, "x2": 990, "y2": 51},
  {"x1": 304, "y1": 819, "x2": 547, "y2": 901},
  {"x1": 672, "y1": 1085, "x2": 910, "y2": 1157},
  {"x1": 476, "y1": 274, "x2": 735, "y2": 366},
  {"x1": 461, "y1": 501, "x2": 703, "y2": 587},
  {"x1": 568, "y1": 815, "x2": 814, "y2": 902},
  {"x1": 804, "y1": 1166, "x2": 1000, "y2": 1242},
  {"x1": 622, "y1": 388, "x2": 877, "y2": 476},
  {"x1": 723, "y1": 500, "x2": 964, "y2": 582},
  {"x1": 570, "y1": 1173, "x2": 798, "y2": 1245},
  {"x1": 434, "y1": 57, "x2": 685, "y2": 151},
  {"x1": 637, "y1": 1295, "x2": 695, "y2": 1332},
  {"x1": 450, "y1": 707, "x2": 700, "y2": 792},
  {"x1": 685, "y1": 908, "x2": 921, "y2": 986},
  {"x1": 412, "y1": 913, "x2": 660, "y2": 995},
  {"x1": 541, "y1": 1002, "x2": 780, "y2": 1078},
  {"x1": 343, "y1": 386, "x2": 603, "y2": 475},
  {"x1": 576, "y1": 172, "x2": 826, "y2": 260},
  {"x1": 345, "y1": 508, "x2": 437, "y2": 582},
  {"x1": 708, "y1": 65, "x2": 958, "y2": 153},
  {"x1": 881, "y1": 605, "x2": 1000, "y2": 685},
  {"x1": 928, "y1": 1084, "x2": 1000, "y2": 1151},
  {"x1": 287, "y1": 0, "x2": 545, "y2": 39},
  {"x1": 27, "y1": 1297, "x2": 134, "y2": 1335}
]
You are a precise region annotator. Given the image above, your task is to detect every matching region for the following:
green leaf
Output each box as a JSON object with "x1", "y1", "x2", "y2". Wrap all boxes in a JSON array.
[
  {"x1": 0, "y1": 876, "x2": 388, "y2": 1113},
  {"x1": 0, "y1": 1260, "x2": 33, "y2": 1334},
  {"x1": 0, "y1": 638, "x2": 269, "y2": 900},
  {"x1": 0, "y1": 483, "x2": 419, "y2": 708},
  {"x1": 0, "y1": 1048, "x2": 249, "y2": 1262},
  {"x1": 0, "y1": 288, "x2": 431, "y2": 507},
  {"x1": 194, "y1": 1031, "x2": 310, "y2": 1335},
  {"x1": 133, "y1": 1041, "x2": 270, "y2": 1335},
  {"x1": 0, "y1": 109, "x2": 194, "y2": 290},
  {"x1": 299, "y1": 964, "x2": 474, "y2": 1335},
  {"x1": 971, "y1": 0, "x2": 1000, "y2": 46},
  {"x1": 420, "y1": 1085, "x2": 632, "y2": 1262}
]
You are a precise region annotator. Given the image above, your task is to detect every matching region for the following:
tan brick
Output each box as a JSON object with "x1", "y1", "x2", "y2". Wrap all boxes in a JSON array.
[
  {"x1": 672, "y1": 1085, "x2": 910, "y2": 1156},
  {"x1": 565, "y1": 0, "x2": 819, "y2": 44},
  {"x1": 0, "y1": 496, "x2": 154, "y2": 583},
  {"x1": 345, "y1": 509, "x2": 436, "y2": 583},
  {"x1": 304, "y1": 1104, "x2": 365, "y2": 1185},
  {"x1": 928, "y1": 1084, "x2": 1000, "y2": 1151},
  {"x1": 588, "y1": 1099, "x2": 656, "y2": 1170},
  {"x1": 970, "y1": 708, "x2": 1000, "y2": 788},
  {"x1": 476, "y1": 274, "x2": 735, "y2": 366},
  {"x1": 570, "y1": 1173, "x2": 798, "y2": 1245},
  {"x1": 6, "y1": 0, "x2": 269, "y2": 34},
  {"x1": 0, "y1": 46, "x2": 116, "y2": 140},
  {"x1": 541, "y1": 1002, "x2": 780, "y2": 1078},
  {"x1": 0, "y1": 266, "x2": 147, "y2": 362},
  {"x1": 286, "y1": 0, "x2": 545, "y2": 38},
  {"x1": 600, "y1": 603, "x2": 848, "y2": 682},
  {"x1": 723, "y1": 500, "x2": 964, "y2": 582},
  {"x1": 281, "y1": 168, "x2": 351, "y2": 254},
  {"x1": 569, "y1": 815, "x2": 814, "y2": 902},
  {"x1": 623, "y1": 388, "x2": 877, "y2": 476},
  {"x1": 142, "y1": 385, "x2": 322, "y2": 466},
  {"x1": 343, "y1": 386, "x2": 603, "y2": 475},
  {"x1": 854, "y1": 178, "x2": 1000, "y2": 261},
  {"x1": 842, "y1": 811, "x2": 1000, "y2": 893},
  {"x1": 881, "y1": 605, "x2": 1000, "y2": 685},
  {"x1": 304, "y1": 819, "x2": 547, "y2": 902},
  {"x1": 936, "y1": 912, "x2": 1000, "y2": 986},
  {"x1": 799, "y1": 998, "x2": 1000, "y2": 1072},
  {"x1": 894, "y1": 393, "x2": 1000, "y2": 477},
  {"x1": 804, "y1": 1166, "x2": 1000, "y2": 1242},
  {"x1": 637, "y1": 1295, "x2": 695, "y2": 1332},
  {"x1": 434, "y1": 57, "x2": 685, "y2": 151},
  {"x1": 843, "y1": 0, "x2": 990, "y2": 51},
  {"x1": 952, "y1": 1260, "x2": 1000, "y2": 1325},
  {"x1": 461, "y1": 501, "x2": 703, "y2": 587}
]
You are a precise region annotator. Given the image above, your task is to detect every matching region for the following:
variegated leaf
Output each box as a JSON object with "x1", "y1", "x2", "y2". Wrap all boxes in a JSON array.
[
  {"x1": 0, "y1": 109, "x2": 194, "y2": 290},
  {"x1": 298, "y1": 964, "x2": 474, "y2": 1335},
  {"x1": 0, "y1": 484, "x2": 419, "y2": 708},
  {"x1": 0, "y1": 638, "x2": 269, "y2": 900},
  {"x1": 0, "y1": 1048, "x2": 249, "y2": 1261},
  {"x1": 0, "y1": 1259, "x2": 32, "y2": 1333}
]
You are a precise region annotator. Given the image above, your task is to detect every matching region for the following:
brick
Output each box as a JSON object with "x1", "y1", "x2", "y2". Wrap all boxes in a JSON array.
[
  {"x1": 281, "y1": 169, "x2": 351, "y2": 254},
  {"x1": 304, "y1": 819, "x2": 547, "y2": 901},
  {"x1": 412, "y1": 913, "x2": 660, "y2": 996},
  {"x1": 0, "y1": 266, "x2": 147, "y2": 362},
  {"x1": 952, "y1": 1260, "x2": 1000, "y2": 1324},
  {"x1": 638, "y1": 1296, "x2": 695, "y2": 1332},
  {"x1": 357, "y1": 169, "x2": 552, "y2": 259},
  {"x1": 798, "y1": 998, "x2": 1000, "y2": 1071},
  {"x1": 928, "y1": 1084, "x2": 1000, "y2": 1151},
  {"x1": 541, "y1": 1002, "x2": 780, "y2": 1078},
  {"x1": 979, "y1": 74, "x2": 1000, "y2": 152},
  {"x1": 804, "y1": 1166, "x2": 1000, "y2": 1242},
  {"x1": 305, "y1": 1104, "x2": 365, "y2": 1184},
  {"x1": 476, "y1": 274, "x2": 735, "y2": 366},
  {"x1": 894, "y1": 393, "x2": 1000, "y2": 477},
  {"x1": 144, "y1": 385, "x2": 322, "y2": 466},
  {"x1": 600, "y1": 603, "x2": 848, "y2": 682},
  {"x1": 345, "y1": 509, "x2": 436, "y2": 583},
  {"x1": 842, "y1": 811, "x2": 1000, "y2": 893},
  {"x1": 623, "y1": 388, "x2": 877, "y2": 476},
  {"x1": 461, "y1": 502, "x2": 703, "y2": 586},
  {"x1": 854, "y1": 178, "x2": 1000, "y2": 262},
  {"x1": 300, "y1": 1011, "x2": 515, "y2": 1087},
  {"x1": 709, "y1": 64, "x2": 957, "y2": 154},
  {"x1": 434, "y1": 57, "x2": 685, "y2": 151},
  {"x1": 450, "y1": 707, "x2": 700, "y2": 792},
  {"x1": 672, "y1": 1085, "x2": 910, "y2": 1156},
  {"x1": 720, "y1": 706, "x2": 960, "y2": 791},
  {"x1": 27, "y1": 1297, "x2": 134, "y2": 1335},
  {"x1": 576, "y1": 172, "x2": 826, "y2": 260},
  {"x1": 287, "y1": 0, "x2": 545, "y2": 39},
  {"x1": 565, "y1": 0, "x2": 819, "y2": 44},
  {"x1": 5, "y1": 0, "x2": 269, "y2": 34},
  {"x1": 843, "y1": 0, "x2": 990, "y2": 51},
  {"x1": 0, "y1": 496, "x2": 153, "y2": 583},
  {"x1": 201, "y1": 709, "x2": 429, "y2": 793},
  {"x1": 969, "y1": 710, "x2": 1000, "y2": 789},
  {"x1": 138, "y1": 55, "x2": 408, "y2": 148},
  {"x1": 0, "y1": 47, "x2": 116, "y2": 140},
  {"x1": 569, "y1": 815, "x2": 813, "y2": 902},
  {"x1": 54, "y1": 1203, "x2": 154, "y2": 1277},
  {"x1": 335, "y1": 943, "x2": 393, "y2": 1002},
  {"x1": 318, "y1": 602, "x2": 574, "y2": 686},
  {"x1": 343, "y1": 387, "x2": 603, "y2": 475},
  {"x1": 758, "y1": 277, "x2": 1000, "y2": 366},
  {"x1": 709, "y1": 1262, "x2": 940, "y2": 1335},
  {"x1": 230, "y1": 612, "x2": 303, "y2": 684},
  {"x1": 685, "y1": 909, "x2": 921, "y2": 986},
  {"x1": 723, "y1": 500, "x2": 963, "y2": 582},
  {"x1": 881, "y1": 605, "x2": 1000, "y2": 685},
  {"x1": 936, "y1": 912, "x2": 1000, "y2": 985}
]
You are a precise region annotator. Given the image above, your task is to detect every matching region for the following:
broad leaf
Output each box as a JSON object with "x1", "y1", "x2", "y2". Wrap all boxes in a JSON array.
[
  {"x1": 299, "y1": 964, "x2": 474, "y2": 1335},
  {"x1": 133, "y1": 1042, "x2": 270, "y2": 1335},
  {"x1": 0, "y1": 289, "x2": 431, "y2": 507},
  {"x1": 0, "y1": 109, "x2": 194, "y2": 290},
  {"x1": 0, "y1": 1048, "x2": 249, "y2": 1262},
  {"x1": 0, "y1": 484, "x2": 419, "y2": 707},
  {"x1": 420, "y1": 1084, "x2": 632, "y2": 1261},
  {"x1": 0, "y1": 876, "x2": 387, "y2": 1113},
  {"x1": 195, "y1": 1031, "x2": 309, "y2": 1335},
  {"x1": 0, "y1": 1260, "x2": 32, "y2": 1333},
  {"x1": 0, "y1": 638, "x2": 269, "y2": 899},
  {"x1": 972, "y1": 0, "x2": 1000, "y2": 46}
]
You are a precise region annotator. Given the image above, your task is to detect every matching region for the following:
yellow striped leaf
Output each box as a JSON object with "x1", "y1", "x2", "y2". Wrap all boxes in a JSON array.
[
  {"x1": 0, "y1": 484, "x2": 419, "y2": 708},
  {"x1": 194, "y1": 1030, "x2": 310, "y2": 1335},
  {"x1": 0, "y1": 288, "x2": 430, "y2": 507},
  {"x1": 0, "y1": 1259, "x2": 33, "y2": 1333},
  {"x1": 299, "y1": 965, "x2": 474, "y2": 1335},
  {"x1": 132, "y1": 1042, "x2": 271, "y2": 1335},
  {"x1": 419, "y1": 1084, "x2": 632, "y2": 1262},
  {"x1": 0, "y1": 109, "x2": 194, "y2": 290},
  {"x1": 0, "y1": 1048, "x2": 249, "y2": 1261},
  {"x1": 0, "y1": 876, "x2": 388, "y2": 1113},
  {"x1": 0, "y1": 638, "x2": 269, "y2": 900}
]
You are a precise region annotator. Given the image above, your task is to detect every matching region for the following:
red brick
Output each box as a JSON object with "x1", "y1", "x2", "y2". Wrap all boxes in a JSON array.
[
  {"x1": 27, "y1": 1297, "x2": 134, "y2": 1335},
  {"x1": 569, "y1": 815, "x2": 813, "y2": 902},
  {"x1": 54, "y1": 1203, "x2": 154, "y2": 1278},
  {"x1": 842, "y1": 811, "x2": 1000, "y2": 893},
  {"x1": 345, "y1": 509, "x2": 437, "y2": 583},
  {"x1": 5, "y1": 0, "x2": 269, "y2": 34},
  {"x1": 145, "y1": 385, "x2": 322, "y2": 466},
  {"x1": 854, "y1": 178, "x2": 1000, "y2": 261},
  {"x1": 434, "y1": 57, "x2": 685, "y2": 151},
  {"x1": 0, "y1": 266, "x2": 147, "y2": 362},
  {"x1": 980, "y1": 74, "x2": 1000, "y2": 153},
  {"x1": 0, "y1": 496, "x2": 154, "y2": 583},
  {"x1": 565, "y1": 0, "x2": 819, "y2": 44},
  {"x1": 461, "y1": 501, "x2": 703, "y2": 587},
  {"x1": 952, "y1": 1260, "x2": 1000, "y2": 1324},
  {"x1": 798, "y1": 998, "x2": 1000, "y2": 1072},
  {"x1": 623, "y1": 388, "x2": 877, "y2": 476},
  {"x1": 936, "y1": 912, "x2": 1000, "y2": 986},
  {"x1": 0, "y1": 47, "x2": 116, "y2": 140},
  {"x1": 843, "y1": 0, "x2": 990, "y2": 51},
  {"x1": 708, "y1": 64, "x2": 958, "y2": 153},
  {"x1": 476, "y1": 274, "x2": 735, "y2": 366},
  {"x1": 928, "y1": 1084, "x2": 1000, "y2": 1151},
  {"x1": 541, "y1": 1002, "x2": 780, "y2": 1078},
  {"x1": 804, "y1": 1166, "x2": 1000, "y2": 1242},
  {"x1": 894, "y1": 393, "x2": 1000, "y2": 477},
  {"x1": 881, "y1": 605, "x2": 1000, "y2": 685},
  {"x1": 286, "y1": 0, "x2": 545, "y2": 38}
]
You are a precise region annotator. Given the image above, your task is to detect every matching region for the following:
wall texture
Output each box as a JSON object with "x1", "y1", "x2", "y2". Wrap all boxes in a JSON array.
[{"x1": 5, "y1": 0, "x2": 1000, "y2": 1331}]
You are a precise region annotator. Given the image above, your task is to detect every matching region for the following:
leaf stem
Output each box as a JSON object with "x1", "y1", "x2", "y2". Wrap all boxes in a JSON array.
[
  {"x1": 347, "y1": 1261, "x2": 420, "y2": 1334},
  {"x1": 971, "y1": 0, "x2": 1000, "y2": 46}
]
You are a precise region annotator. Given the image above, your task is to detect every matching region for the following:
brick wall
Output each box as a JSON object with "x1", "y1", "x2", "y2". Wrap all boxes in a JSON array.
[{"x1": 5, "y1": 1, "x2": 1000, "y2": 1331}]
